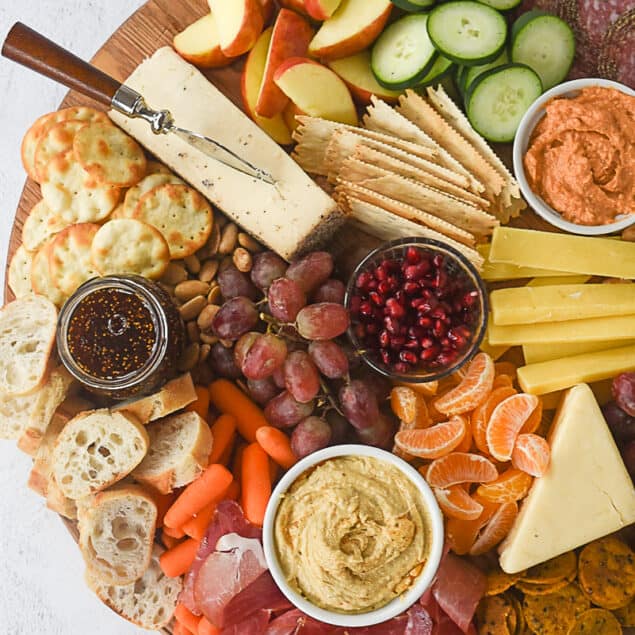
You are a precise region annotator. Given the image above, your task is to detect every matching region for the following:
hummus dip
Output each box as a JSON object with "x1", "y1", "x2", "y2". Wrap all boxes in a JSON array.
[
  {"x1": 524, "y1": 86, "x2": 634, "y2": 225},
  {"x1": 273, "y1": 455, "x2": 432, "y2": 614}
]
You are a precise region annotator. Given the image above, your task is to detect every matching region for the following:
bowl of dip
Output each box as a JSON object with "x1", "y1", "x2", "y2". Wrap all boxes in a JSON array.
[
  {"x1": 263, "y1": 444, "x2": 444, "y2": 628},
  {"x1": 513, "y1": 78, "x2": 635, "y2": 236}
]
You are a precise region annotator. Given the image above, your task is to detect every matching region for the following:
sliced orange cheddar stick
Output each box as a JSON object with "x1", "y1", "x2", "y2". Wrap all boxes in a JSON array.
[
  {"x1": 241, "y1": 442, "x2": 272, "y2": 527},
  {"x1": 182, "y1": 481, "x2": 241, "y2": 541},
  {"x1": 186, "y1": 385, "x2": 211, "y2": 421},
  {"x1": 208, "y1": 414, "x2": 237, "y2": 464},
  {"x1": 198, "y1": 617, "x2": 221, "y2": 635},
  {"x1": 256, "y1": 425, "x2": 298, "y2": 470},
  {"x1": 175, "y1": 604, "x2": 201, "y2": 634},
  {"x1": 164, "y1": 464, "x2": 233, "y2": 529},
  {"x1": 209, "y1": 379, "x2": 269, "y2": 442},
  {"x1": 159, "y1": 537, "x2": 200, "y2": 577}
]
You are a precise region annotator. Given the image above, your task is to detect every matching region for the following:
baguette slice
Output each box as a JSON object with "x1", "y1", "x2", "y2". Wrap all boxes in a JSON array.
[
  {"x1": 78, "y1": 485, "x2": 157, "y2": 586},
  {"x1": 0, "y1": 295, "x2": 57, "y2": 396},
  {"x1": 86, "y1": 544, "x2": 181, "y2": 630},
  {"x1": 52, "y1": 409, "x2": 149, "y2": 500},
  {"x1": 46, "y1": 475, "x2": 78, "y2": 520},
  {"x1": 113, "y1": 373, "x2": 197, "y2": 424},
  {"x1": 132, "y1": 411, "x2": 212, "y2": 494}
]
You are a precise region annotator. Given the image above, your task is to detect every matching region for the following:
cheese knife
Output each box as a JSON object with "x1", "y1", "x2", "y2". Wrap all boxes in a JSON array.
[{"x1": 2, "y1": 22, "x2": 276, "y2": 185}]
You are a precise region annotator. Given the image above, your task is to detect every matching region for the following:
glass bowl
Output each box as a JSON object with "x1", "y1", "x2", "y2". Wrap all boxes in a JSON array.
[{"x1": 344, "y1": 237, "x2": 488, "y2": 384}]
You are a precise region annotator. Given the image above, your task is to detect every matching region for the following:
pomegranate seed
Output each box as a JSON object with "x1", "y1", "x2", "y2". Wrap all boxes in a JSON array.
[
  {"x1": 377, "y1": 280, "x2": 392, "y2": 295},
  {"x1": 384, "y1": 316, "x2": 400, "y2": 335},
  {"x1": 464, "y1": 290, "x2": 479, "y2": 307},
  {"x1": 386, "y1": 298, "x2": 405, "y2": 318},
  {"x1": 420, "y1": 345, "x2": 441, "y2": 361},
  {"x1": 390, "y1": 336, "x2": 406, "y2": 350},
  {"x1": 433, "y1": 254, "x2": 444, "y2": 268},
  {"x1": 433, "y1": 320, "x2": 447, "y2": 338},
  {"x1": 440, "y1": 337, "x2": 451, "y2": 347},
  {"x1": 406, "y1": 246, "x2": 422, "y2": 264},
  {"x1": 403, "y1": 282, "x2": 420, "y2": 295},
  {"x1": 404, "y1": 338, "x2": 420, "y2": 351},
  {"x1": 418, "y1": 316, "x2": 433, "y2": 328},
  {"x1": 382, "y1": 259, "x2": 400, "y2": 272},
  {"x1": 366, "y1": 279, "x2": 378, "y2": 291},
  {"x1": 399, "y1": 350, "x2": 418, "y2": 364},
  {"x1": 438, "y1": 350, "x2": 458, "y2": 366},
  {"x1": 369, "y1": 291, "x2": 384, "y2": 306},
  {"x1": 379, "y1": 329, "x2": 390, "y2": 348},
  {"x1": 394, "y1": 362, "x2": 410, "y2": 373},
  {"x1": 375, "y1": 266, "x2": 388, "y2": 281},
  {"x1": 421, "y1": 337, "x2": 435, "y2": 349},
  {"x1": 411, "y1": 297, "x2": 427, "y2": 310},
  {"x1": 359, "y1": 301, "x2": 373, "y2": 317},
  {"x1": 380, "y1": 349, "x2": 392, "y2": 365},
  {"x1": 356, "y1": 272, "x2": 372, "y2": 289},
  {"x1": 431, "y1": 306, "x2": 447, "y2": 320}
]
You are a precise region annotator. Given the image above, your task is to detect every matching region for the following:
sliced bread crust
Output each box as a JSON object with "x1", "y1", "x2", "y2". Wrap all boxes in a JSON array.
[{"x1": 132, "y1": 411, "x2": 212, "y2": 494}]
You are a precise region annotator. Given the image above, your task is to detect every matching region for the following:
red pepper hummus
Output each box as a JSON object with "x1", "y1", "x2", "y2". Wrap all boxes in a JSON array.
[{"x1": 524, "y1": 87, "x2": 634, "y2": 225}]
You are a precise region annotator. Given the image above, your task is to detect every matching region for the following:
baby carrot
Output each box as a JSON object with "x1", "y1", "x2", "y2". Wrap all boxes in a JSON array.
[
  {"x1": 209, "y1": 379, "x2": 269, "y2": 442},
  {"x1": 175, "y1": 604, "x2": 200, "y2": 634},
  {"x1": 208, "y1": 414, "x2": 237, "y2": 464},
  {"x1": 164, "y1": 464, "x2": 233, "y2": 529},
  {"x1": 159, "y1": 537, "x2": 200, "y2": 577},
  {"x1": 149, "y1": 491, "x2": 176, "y2": 529},
  {"x1": 161, "y1": 533, "x2": 181, "y2": 550},
  {"x1": 186, "y1": 385, "x2": 211, "y2": 421},
  {"x1": 182, "y1": 481, "x2": 240, "y2": 541},
  {"x1": 198, "y1": 617, "x2": 221, "y2": 635},
  {"x1": 173, "y1": 623, "x2": 188, "y2": 635},
  {"x1": 256, "y1": 426, "x2": 298, "y2": 470},
  {"x1": 163, "y1": 524, "x2": 186, "y2": 540},
  {"x1": 241, "y1": 442, "x2": 271, "y2": 527}
]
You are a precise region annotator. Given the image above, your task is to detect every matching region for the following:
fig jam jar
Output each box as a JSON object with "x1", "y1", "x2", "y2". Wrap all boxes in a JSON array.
[
  {"x1": 57, "y1": 275, "x2": 184, "y2": 399},
  {"x1": 345, "y1": 238, "x2": 487, "y2": 384}
]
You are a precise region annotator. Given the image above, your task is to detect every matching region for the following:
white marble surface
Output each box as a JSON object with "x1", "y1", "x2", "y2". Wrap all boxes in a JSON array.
[{"x1": 0, "y1": 2, "x2": 160, "y2": 633}]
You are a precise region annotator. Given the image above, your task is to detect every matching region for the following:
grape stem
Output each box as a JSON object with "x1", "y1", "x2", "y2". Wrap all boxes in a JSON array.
[{"x1": 319, "y1": 378, "x2": 344, "y2": 417}]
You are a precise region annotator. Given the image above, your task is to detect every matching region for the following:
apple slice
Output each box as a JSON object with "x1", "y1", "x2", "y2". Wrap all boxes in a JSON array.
[
  {"x1": 208, "y1": 0, "x2": 264, "y2": 57},
  {"x1": 305, "y1": 0, "x2": 342, "y2": 21},
  {"x1": 259, "y1": 0, "x2": 275, "y2": 23},
  {"x1": 279, "y1": 0, "x2": 310, "y2": 15},
  {"x1": 274, "y1": 57, "x2": 358, "y2": 126},
  {"x1": 173, "y1": 14, "x2": 234, "y2": 69},
  {"x1": 242, "y1": 27, "x2": 293, "y2": 145},
  {"x1": 283, "y1": 102, "x2": 304, "y2": 133},
  {"x1": 256, "y1": 9, "x2": 314, "y2": 119},
  {"x1": 328, "y1": 50, "x2": 401, "y2": 104},
  {"x1": 308, "y1": 0, "x2": 392, "y2": 60}
]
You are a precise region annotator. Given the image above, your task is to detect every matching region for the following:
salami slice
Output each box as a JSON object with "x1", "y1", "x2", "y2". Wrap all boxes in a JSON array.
[
  {"x1": 598, "y1": 9, "x2": 635, "y2": 87},
  {"x1": 577, "y1": 0, "x2": 633, "y2": 47}
]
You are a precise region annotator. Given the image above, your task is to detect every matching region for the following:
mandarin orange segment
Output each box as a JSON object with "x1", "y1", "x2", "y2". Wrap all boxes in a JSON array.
[
  {"x1": 390, "y1": 386, "x2": 429, "y2": 428},
  {"x1": 426, "y1": 452, "x2": 498, "y2": 488},
  {"x1": 512, "y1": 433, "x2": 551, "y2": 477},
  {"x1": 434, "y1": 352, "x2": 495, "y2": 416},
  {"x1": 492, "y1": 374, "x2": 513, "y2": 389},
  {"x1": 469, "y1": 500, "x2": 519, "y2": 556},
  {"x1": 446, "y1": 499, "x2": 500, "y2": 555},
  {"x1": 455, "y1": 415, "x2": 473, "y2": 452},
  {"x1": 521, "y1": 398, "x2": 543, "y2": 434},
  {"x1": 476, "y1": 468, "x2": 533, "y2": 503},
  {"x1": 471, "y1": 385, "x2": 517, "y2": 454},
  {"x1": 495, "y1": 361, "x2": 517, "y2": 381},
  {"x1": 434, "y1": 484, "x2": 484, "y2": 521},
  {"x1": 486, "y1": 393, "x2": 540, "y2": 461},
  {"x1": 402, "y1": 380, "x2": 439, "y2": 397},
  {"x1": 394, "y1": 416, "x2": 466, "y2": 459}
]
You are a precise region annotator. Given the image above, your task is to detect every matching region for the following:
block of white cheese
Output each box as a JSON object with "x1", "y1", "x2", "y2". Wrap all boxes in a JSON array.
[
  {"x1": 498, "y1": 383, "x2": 635, "y2": 573},
  {"x1": 110, "y1": 47, "x2": 344, "y2": 260}
]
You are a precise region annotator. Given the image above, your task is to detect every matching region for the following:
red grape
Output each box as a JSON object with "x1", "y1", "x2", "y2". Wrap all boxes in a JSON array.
[
  {"x1": 602, "y1": 401, "x2": 635, "y2": 443},
  {"x1": 264, "y1": 390, "x2": 315, "y2": 427},
  {"x1": 218, "y1": 265, "x2": 259, "y2": 301},
  {"x1": 286, "y1": 252, "x2": 334, "y2": 294},
  {"x1": 612, "y1": 373, "x2": 635, "y2": 416},
  {"x1": 250, "y1": 252, "x2": 288, "y2": 290},
  {"x1": 312, "y1": 279, "x2": 346, "y2": 304},
  {"x1": 272, "y1": 365, "x2": 286, "y2": 389},
  {"x1": 209, "y1": 342, "x2": 242, "y2": 379},
  {"x1": 296, "y1": 303, "x2": 350, "y2": 340},
  {"x1": 339, "y1": 380, "x2": 379, "y2": 430},
  {"x1": 356, "y1": 413, "x2": 395, "y2": 450},
  {"x1": 622, "y1": 440, "x2": 635, "y2": 481},
  {"x1": 247, "y1": 377, "x2": 280, "y2": 406},
  {"x1": 308, "y1": 340, "x2": 349, "y2": 379},
  {"x1": 284, "y1": 350, "x2": 320, "y2": 403},
  {"x1": 291, "y1": 417, "x2": 332, "y2": 458},
  {"x1": 212, "y1": 297, "x2": 259, "y2": 340},
  {"x1": 326, "y1": 410, "x2": 352, "y2": 445},
  {"x1": 234, "y1": 331, "x2": 260, "y2": 369},
  {"x1": 268, "y1": 278, "x2": 306, "y2": 322},
  {"x1": 242, "y1": 334, "x2": 288, "y2": 380}
]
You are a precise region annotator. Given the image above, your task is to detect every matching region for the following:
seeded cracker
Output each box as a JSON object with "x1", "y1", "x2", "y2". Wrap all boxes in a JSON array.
[
  {"x1": 515, "y1": 577, "x2": 571, "y2": 596},
  {"x1": 21, "y1": 199, "x2": 69, "y2": 253},
  {"x1": 569, "y1": 608, "x2": 623, "y2": 634},
  {"x1": 8, "y1": 245, "x2": 33, "y2": 299},
  {"x1": 524, "y1": 551, "x2": 577, "y2": 584},
  {"x1": 486, "y1": 568, "x2": 524, "y2": 596},
  {"x1": 614, "y1": 597, "x2": 635, "y2": 626},
  {"x1": 523, "y1": 583, "x2": 590, "y2": 634},
  {"x1": 477, "y1": 594, "x2": 514, "y2": 634}
]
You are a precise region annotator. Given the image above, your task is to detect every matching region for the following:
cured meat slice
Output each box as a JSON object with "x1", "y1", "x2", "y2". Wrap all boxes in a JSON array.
[
  {"x1": 221, "y1": 609, "x2": 271, "y2": 635},
  {"x1": 404, "y1": 605, "x2": 434, "y2": 635},
  {"x1": 266, "y1": 609, "x2": 338, "y2": 635},
  {"x1": 432, "y1": 553, "x2": 486, "y2": 634},
  {"x1": 598, "y1": 10, "x2": 635, "y2": 88},
  {"x1": 577, "y1": 0, "x2": 631, "y2": 47}
]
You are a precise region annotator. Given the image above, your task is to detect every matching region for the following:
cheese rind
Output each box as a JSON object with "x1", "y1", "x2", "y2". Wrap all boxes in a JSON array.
[
  {"x1": 499, "y1": 384, "x2": 635, "y2": 574},
  {"x1": 489, "y1": 227, "x2": 635, "y2": 279},
  {"x1": 110, "y1": 47, "x2": 343, "y2": 260}
]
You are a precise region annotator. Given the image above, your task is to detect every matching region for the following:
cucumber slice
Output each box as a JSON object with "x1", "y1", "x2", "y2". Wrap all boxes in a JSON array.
[
  {"x1": 417, "y1": 54, "x2": 455, "y2": 87},
  {"x1": 427, "y1": 1, "x2": 508, "y2": 66},
  {"x1": 371, "y1": 14, "x2": 438, "y2": 90},
  {"x1": 466, "y1": 63, "x2": 542, "y2": 142},
  {"x1": 511, "y1": 10, "x2": 575, "y2": 90},
  {"x1": 455, "y1": 65, "x2": 470, "y2": 96},
  {"x1": 474, "y1": 0, "x2": 521, "y2": 9},
  {"x1": 464, "y1": 49, "x2": 508, "y2": 91},
  {"x1": 391, "y1": 0, "x2": 436, "y2": 11}
]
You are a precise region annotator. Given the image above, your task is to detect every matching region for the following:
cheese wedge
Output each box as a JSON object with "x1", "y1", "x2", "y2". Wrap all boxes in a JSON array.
[
  {"x1": 523, "y1": 339, "x2": 635, "y2": 364},
  {"x1": 110, "y1": 47, "x2": 343, "y2": 260},
  {"x1": 517, "y1": 344, "x2": 635, "y2": 395},
  {"x1": 499, "y1": 384, "x2": 635, "y2": 573},
  {"x1": 491, "y1": 284, "x2": 635, "y2": 325},
  {"x1": 489, "y1": 227, "x2": 635, "y2": 279}
]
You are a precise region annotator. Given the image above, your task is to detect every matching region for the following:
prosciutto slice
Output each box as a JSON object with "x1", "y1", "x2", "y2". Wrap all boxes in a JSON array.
[
  {"x1": 266, "y1": 609, "x2": 338, "y2": 635},
  {"x1": 221, "y1": 609, "x2": 271, "y2": 635}
]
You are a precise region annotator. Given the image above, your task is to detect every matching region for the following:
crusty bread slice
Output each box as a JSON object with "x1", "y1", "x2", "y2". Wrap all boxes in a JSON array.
[
  {"x1": 46, "y1": 475, "x2": 78, "y2": 520},
  {"x1": 78, "y1": 485, "x2": 157, "y2": 586},
  {"x1": 132, "y1": 411, "x2": 212, "y2": 494},
  {"x1": 86, "y1": 544, "x2": 181, "y2": 630},
  {"x1": 0, "y1": 295, "x2": 57, "y2": 396},
  {"x1": 113, "y1": 373, "x2": 197, "y2": 424},
  {"x1": 52, "y1": 409, "x2": 149, "y2": 500}
]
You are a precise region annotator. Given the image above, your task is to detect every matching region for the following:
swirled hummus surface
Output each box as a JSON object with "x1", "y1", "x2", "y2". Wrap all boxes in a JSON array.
[
  {"x1": 273, "y1": 455, "x2": 431, "y2": 614},
  {"x1": 523, "y1": 86, "x2": 634, "y2": 225}
]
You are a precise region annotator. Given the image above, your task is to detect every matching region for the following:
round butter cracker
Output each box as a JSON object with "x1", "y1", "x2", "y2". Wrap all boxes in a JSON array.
[
  {"x1": 91, "y1": 219, "x2": 170, "y2": 280},
  {"x1": 122, "y1": 172, "x2": 184, "y2": 216},
  {"x1": 49, "y1": 223, "x2": 100, "y2": 296},
  {"x1": 8, "y1": 245, "x2": 33, "y2": 299},
  {"x1": 73, "y1": 122, "x2": 147, "y2": 187},
  {"x1": 33, "y1": 119, "x2": 88, "y2": 183},
  {"x1": 21, "y1": 199, "x2": 70, "y2": 253},
  {"x1": 133, "y1": 183, "x2": 212, "y2": 259},
  {"x1": 31, "y1": 238, "x2": 67, "y2": 307}
]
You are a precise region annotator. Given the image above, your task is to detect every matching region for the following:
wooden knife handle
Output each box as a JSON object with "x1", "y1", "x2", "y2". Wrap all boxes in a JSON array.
[{"x1": 2, "y1": 22, "x2": 121, "y2": 106}]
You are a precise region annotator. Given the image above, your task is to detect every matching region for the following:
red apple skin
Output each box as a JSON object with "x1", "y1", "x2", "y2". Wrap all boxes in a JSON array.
[
  {"x1": 210, "y1": 0, "x2": 265, "y2": 57},
  {"x1": 173, "y1": 38, "x2": 234, "y2": 69},
  {"x1": 305, "y1": 0, "x2": 341, "y2": 21},
  {"x1": 255, "y1": 9, "x2": 315, "y2": 119},
  {"x1": 259, "y1": 0, "x2": 275, "y2": 23},
  {"x1": 278, "y1": 0, "x2": 310, "y2": 16}
]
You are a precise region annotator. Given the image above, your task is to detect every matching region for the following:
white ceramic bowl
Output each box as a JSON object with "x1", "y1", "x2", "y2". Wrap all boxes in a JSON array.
[
  {"x1": 262, "y1": 444, "x2": 444, "y2": 628},
  {"x1": 513, "y1": 78, "x2": 635, "y2": 236}
]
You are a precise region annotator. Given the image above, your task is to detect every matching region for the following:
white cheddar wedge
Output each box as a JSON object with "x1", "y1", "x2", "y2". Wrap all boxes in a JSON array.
[
  {"x1": 491, "y1": 283, "x2": 635, "y2": 325},
  {"x1": 499, "y1": 384, "x2": 635, "y2": 573},
  {"x1": 517, "y1": 344, "x2": 635, "y2": 395},
  {"x1": 523, "y1": 339, "x2": 635, "y2": 364},
  {"x1": 110, "y1": 47, "x2": 343, "y2": 260},
  {"x1": 489, "y1": 227, "x2": 635, "y2": 279}
]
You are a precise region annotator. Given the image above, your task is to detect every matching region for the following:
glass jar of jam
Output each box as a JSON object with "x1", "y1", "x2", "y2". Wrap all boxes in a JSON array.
[{"x1": 57, "y1": 275, "x2": 185, "y2": 400}]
